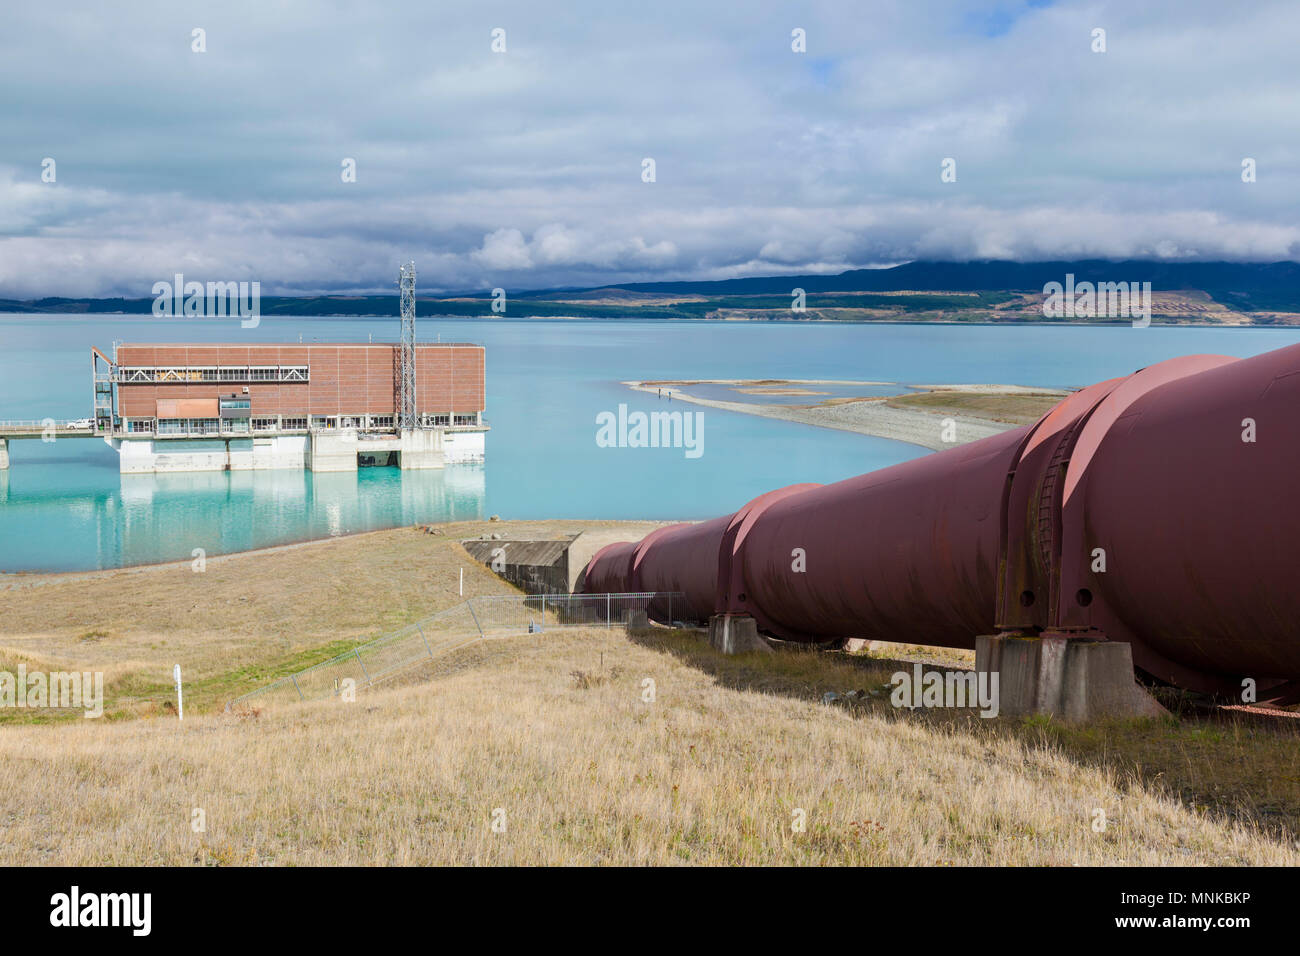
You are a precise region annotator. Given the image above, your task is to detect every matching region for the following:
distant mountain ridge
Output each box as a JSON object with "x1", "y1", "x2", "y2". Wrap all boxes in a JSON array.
[
  {"x1": 3, "y1": 259, "x2": 1298, "y2": 316},
  {"x1": 588, "y1": 259, "x2": 1300, "y2": 296}
]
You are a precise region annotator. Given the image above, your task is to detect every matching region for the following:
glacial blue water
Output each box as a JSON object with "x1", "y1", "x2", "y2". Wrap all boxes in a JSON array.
[{"x1": 2, "y1": 314, "x2": 1298, "y2": 572}]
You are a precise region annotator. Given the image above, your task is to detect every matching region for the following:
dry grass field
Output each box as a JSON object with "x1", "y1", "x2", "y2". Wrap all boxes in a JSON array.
[
  {"x1": 885, "y1": 390, "x2": 1067, "y2": 425},
  {"x1": 0, "y1": 520, "x2": 662, "y2": 719},
  {"x1": 1, "y1": 627, "x2": 1298, "y2": 865},
  {"x1": 1, "y1": 523, "x2": 1299, "y2": 865}
]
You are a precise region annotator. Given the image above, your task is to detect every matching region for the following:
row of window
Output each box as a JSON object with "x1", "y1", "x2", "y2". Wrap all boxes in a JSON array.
[
  {"x1": 125, "y1": 413, "x2": 480, "y2": 434},
  {"x1": 252, "y1": 417, "x2": 306, "y2": 431},
  {"x1": 117, "y1": 366, "x2": 310, "y2": 384},
  {"x1": 155, "y1": 418, "x2": 235, "y2": 436}
]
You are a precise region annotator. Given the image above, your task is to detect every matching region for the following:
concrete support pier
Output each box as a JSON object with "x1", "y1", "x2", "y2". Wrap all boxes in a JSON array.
[
  {"x1": 707, "y1": 614, "x2": 772, "y2": 654},
  {"x1": 397, "y1": 429, "x2": 443, "y2": 469},
  {"x1": 309, "y1": 431, "x2": 360, "y2": 472},
  {"x1": 976, "y1": 631, "x2": 1167, "y2": 722},
  {"x1": 0, "y1": 438, "x2": 8, "y2": 470}
]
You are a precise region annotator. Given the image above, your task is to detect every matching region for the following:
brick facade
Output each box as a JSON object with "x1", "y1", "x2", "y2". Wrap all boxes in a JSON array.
[{"x1": 114, "y1": 344, "x2": 485, "y2": 419}]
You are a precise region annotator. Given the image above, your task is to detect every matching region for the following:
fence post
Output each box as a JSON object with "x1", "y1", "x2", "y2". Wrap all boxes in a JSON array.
[
  {"x1": 606, "y1": 593, "x2": 611, "y2": 628},
  {"x1": 291, "y1": 674, "x2": 304, "y2": 701},
  {"x1": 417, "y1": 623, "x2": 433, "y2": 658},
  {"x1": 668, "y1": 591, "x2": 673, "y2": 624},
  {"x1": 467, "y1": 598, "x2": 484, "y2": 636},
  {"x1": 355, "y1": 648, "x2": 370, "y2": 680}
]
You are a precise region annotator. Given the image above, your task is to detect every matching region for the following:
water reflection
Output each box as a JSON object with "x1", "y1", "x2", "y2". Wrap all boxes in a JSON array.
[
  {"x1": 109, "y1": 465, "x2": 487, "y2": 568},
  {"x1": 0, "y1": 452, "x2": 487, "y2": 571}
]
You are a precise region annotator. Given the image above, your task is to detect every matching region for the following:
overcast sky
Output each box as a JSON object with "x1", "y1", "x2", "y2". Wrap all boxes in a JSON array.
[{"x1": 1, "y1": 0, "x2": 1297, "y2": 297}]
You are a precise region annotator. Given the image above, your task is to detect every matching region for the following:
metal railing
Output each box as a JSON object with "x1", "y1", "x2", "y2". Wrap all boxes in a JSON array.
[
  {"x1": 226, "y1": 592, "x2": 674, "y2": 710},
  {"x1": 113, "y1": 414, "x2": 484, "y2": 438},
  {"x1": 0, "y1": 420, "x2": 97, "y2": 433}
]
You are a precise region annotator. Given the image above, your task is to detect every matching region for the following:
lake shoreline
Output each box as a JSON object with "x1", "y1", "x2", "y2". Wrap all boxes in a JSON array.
[
  {"x1": 0, "y1": 518, "x2": 669, "y2": 585},
  {"x1": 623, "y1": 379, "x2": 1068, "y2": 451}
]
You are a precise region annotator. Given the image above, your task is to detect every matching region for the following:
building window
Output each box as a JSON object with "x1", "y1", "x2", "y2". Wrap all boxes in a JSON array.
[
  {"x1": 116, "y1": 365, "x2": 309, "y2": 384},
  {"x1": 252, "y1": 418, "x2": 278, "y2": 432},
  {"x1": 282, "y1": 418, "x2": 307, "y2": 430},
  {"x1": 453, "y1": 413, "x2": 478, "y2": 426}
]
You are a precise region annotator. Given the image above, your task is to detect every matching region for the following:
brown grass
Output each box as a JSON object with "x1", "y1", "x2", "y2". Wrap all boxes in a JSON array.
[
  {"x1": 2, "y1": 527, "x2": 1298, "y2": 865},
  {"x1": 886, "y1": 391, "x2": 1066, "y2": 425},
  {"x1": 1, "y1": 627, "x2": 1297, "y2": 865},
  {"x1": 0, "y1": 519, "x2": 660, "y2": 718}
]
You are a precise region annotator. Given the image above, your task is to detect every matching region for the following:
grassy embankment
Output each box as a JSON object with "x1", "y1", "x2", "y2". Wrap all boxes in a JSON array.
[
  {"x1": 0, "y1": 520, "x2": 657, "y2": 720},
  {"x1": 1, "y1": 523, "x2": 1298, "y2": 864}
]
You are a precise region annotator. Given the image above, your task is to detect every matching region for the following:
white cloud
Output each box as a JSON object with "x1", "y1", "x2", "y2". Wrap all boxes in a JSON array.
[
  {"x1": 471, "y1": 228, "x2": 533, "y2": 270},
  {"x1": 0, "y1": 0, "x2": 1297, "y2": 296}
]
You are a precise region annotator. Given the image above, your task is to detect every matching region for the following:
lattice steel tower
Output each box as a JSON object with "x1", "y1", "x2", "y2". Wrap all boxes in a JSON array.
[{"x1": 397, "y1": 261, "x2": 418, "y2": 430}]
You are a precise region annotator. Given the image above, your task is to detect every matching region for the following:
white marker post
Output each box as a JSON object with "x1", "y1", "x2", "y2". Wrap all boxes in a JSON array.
[
  {"x1": 459, "y1": 567, "x2": 463, "y2": 597},
  {"x1": 173, "y1": 664, "x2": 183, "y2": 722}
]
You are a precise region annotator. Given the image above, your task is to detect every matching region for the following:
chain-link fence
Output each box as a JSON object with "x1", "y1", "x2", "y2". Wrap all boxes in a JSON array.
[{"x1": 226, "y1": 592, "x2": 676, "y2": 710}]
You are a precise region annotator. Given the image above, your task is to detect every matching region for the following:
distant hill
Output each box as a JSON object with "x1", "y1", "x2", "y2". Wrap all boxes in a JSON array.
[
  {"x1": 592, "y1": 259, "x2": 1300, "y2": 302},
  {"x1": 3, "y1": 259, "x2": 1299, "y2": 319}
]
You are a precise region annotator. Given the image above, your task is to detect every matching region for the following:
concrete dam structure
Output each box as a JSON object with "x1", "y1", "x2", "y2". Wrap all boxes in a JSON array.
[
  {"x1": 579, "y1": 342, "x2": 1300, "y2": 713},
  {"x1": 89, "y1": 341, "x2": 487, "y2": 474},
  {"x1": 0, "y1": 264, "x2": 489, "y2": 476}
]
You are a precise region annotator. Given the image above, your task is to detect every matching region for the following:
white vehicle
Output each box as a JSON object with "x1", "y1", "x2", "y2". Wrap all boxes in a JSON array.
[{"x1": 66, "y1": 418, "x2": 93, "y2": 429}]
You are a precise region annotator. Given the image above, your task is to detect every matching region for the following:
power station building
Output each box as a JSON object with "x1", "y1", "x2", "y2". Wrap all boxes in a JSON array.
[{"x1": 90, "y1": 341, "x2": 487, "y2": 474}]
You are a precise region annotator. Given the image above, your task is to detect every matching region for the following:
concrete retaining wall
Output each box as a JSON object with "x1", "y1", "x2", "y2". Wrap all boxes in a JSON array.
[
  {"x1": 398, "y1": 429, "x2": 443, "y2": 470},
  {"x1": 442, "y1": 429, "x2": 486, "y2": 463},
  {"x1": 310, "y1": 431, "x2": 359, "y2": 473},
  {"x1": 461, "y1": 537, "x2": 572, "y2": 594},
  {"x1": 114, "y1": 434, "x2": 310, "y2": 474},
  {"x1": 107, "y1": 428, "x2": 485, "y2": 474}
]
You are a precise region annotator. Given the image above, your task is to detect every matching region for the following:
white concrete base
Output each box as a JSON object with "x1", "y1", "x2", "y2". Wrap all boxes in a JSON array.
[
  {"x1": 107, "y1": 427, "x2": 486, "y2": 473},
  {"x1": 253, "y1": 435, "x2": 309, "y2": 470},
  {"x1": 0, "y1": 438, "x2": 8, "y2": 470},
  {"x1": 310, "y1": 431, "x2": 360, "y2": 473},
  {"x1": 112, "y1": 435, "x2": 310, "y2": 474},
  {"x1": 707, "y1": 614, "x2": 773, "y2": 654},
  {"x1": 976, "y1": 632, "x2": 1168, "y2": 722},
  {"x1": 442, "y1": 429, "x2": 486, "y2": 464},
  {"x1": 398, "y1": 429, "x2": 443, "y2": 470}
]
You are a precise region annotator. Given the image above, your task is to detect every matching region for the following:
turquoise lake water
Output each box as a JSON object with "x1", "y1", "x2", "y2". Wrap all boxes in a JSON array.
[{"x1": 3, "y1": 314, "x2": 1300, "y2": 572}]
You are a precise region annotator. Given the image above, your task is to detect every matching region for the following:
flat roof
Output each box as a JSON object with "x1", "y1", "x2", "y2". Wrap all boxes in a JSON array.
[{"x1": 114, "y1": 342, "x2": 483, "y2": 348}]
